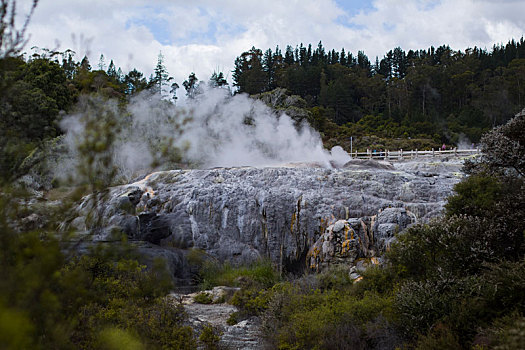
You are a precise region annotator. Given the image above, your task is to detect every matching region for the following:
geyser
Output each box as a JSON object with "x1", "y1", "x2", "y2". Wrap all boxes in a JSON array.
[{"x1": 59, "y1": 88, "x2": 348, "y2": 183}]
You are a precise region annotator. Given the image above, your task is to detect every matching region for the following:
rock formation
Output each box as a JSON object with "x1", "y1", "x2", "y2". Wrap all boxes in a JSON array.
[{"x1": 68, "y1": 158, "x2": 465, "y2": 279}]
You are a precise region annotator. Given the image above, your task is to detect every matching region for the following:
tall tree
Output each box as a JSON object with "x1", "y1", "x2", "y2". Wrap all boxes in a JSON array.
[
  {"x1": 209, "y1": 71, "x2": 228, "y2": 88},
  {"x1": 107, "y1": 59, "x2": 116, "y2": 78},
  {"x1": 79, "y1": 55, "x2": 91, "y2": 71},
  {"x1": 123, "y1": 68, "x2": 147, "y2": 95},
  {"x1": 61, "y1": 49, "x2": 77, "y2": 80},
  {"x1": 97, "y1": 53, "x2": 106, "y2": 70},
  {"x1": 152, "y1": 51, "x2": 170, "y2": 96},
  {"x1": 183, "y1": 72, "x2": 199, "y2": 99},
  {"x1": 232, "y1": 47, "x2": 267, "y2": 94},
  {"x1": 170, "y1": 81, "x2": 179, "y2": 102}
]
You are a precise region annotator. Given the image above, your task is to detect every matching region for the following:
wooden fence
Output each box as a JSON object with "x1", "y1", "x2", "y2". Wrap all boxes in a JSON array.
[{"x1": 351, "y1": 148, "x2": 481, "y2": 161}]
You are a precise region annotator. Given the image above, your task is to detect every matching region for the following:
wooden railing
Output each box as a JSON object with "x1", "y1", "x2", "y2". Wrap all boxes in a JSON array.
[{"x1": 350, "y1": 148, "x2": 481, "y2": 161}]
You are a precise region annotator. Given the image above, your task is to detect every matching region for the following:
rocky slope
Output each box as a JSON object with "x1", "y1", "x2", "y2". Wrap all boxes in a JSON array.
[{"x1": 69, "y1": 157, "x2": 466, "y2": 279}]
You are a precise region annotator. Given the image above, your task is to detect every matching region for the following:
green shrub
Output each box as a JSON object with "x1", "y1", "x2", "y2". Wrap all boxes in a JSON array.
[
  {"x1": 445, "y1": 174, "x2": 508, "y2": 217},
  {"x1": 262, "y1": 280, "x2": 395, "y2": 349},
  {"x1": 388, "y1": 215, "x2": 519, "y2": 280},
  {"x1": 226, "y1": 312, "x2": 239, "y2": 326},
  {"x1": 199, "y1": 259, "x2": 279, "y2": 290},
  {"x1": 350, "y1": 265, "x2": 397, "y2": 296},
  {"x1": 230, "y1": 287, "x2": 273, "y2": 316},
  {"x1": 480, "y1": 313, "x2": 525, "y2": 350},
  {"x1": 96, "y1": 327, "x2": 144, "y2": 350},
  {"x1": 394, "y1": 259, "x2": 525, "y2": 344},
  {"x1": 199, "y1": 324, "x2": 222, "y2": 350},
  {"x1": 315, "y1": 264, "x2": 352, "y2": 291},
  {"x1": 414, "y1": 324, "x2": 462, "y2": 350},
  {"x1": 0, "y1": 195, "x2": 197, "y2": 350},
  {"x1": 193, "y1": 292, "x2": 213, "y2": 304}
]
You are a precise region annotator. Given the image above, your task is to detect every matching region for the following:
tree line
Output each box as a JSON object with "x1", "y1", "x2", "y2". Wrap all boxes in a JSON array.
[
  {"x1": 3, "y1": 35, "x2": 525, "y2": 181},
  {"x1": 233, "y1": 39, "x2": 525, "y2": 146}
]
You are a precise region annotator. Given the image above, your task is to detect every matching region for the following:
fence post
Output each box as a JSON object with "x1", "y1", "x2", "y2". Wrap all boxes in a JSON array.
[
  {"x1": 454, "y1": 147, "x2": 457, "y2": 156},
  {"x1": 400, "y1": 149, "x2": 403, "y2": 160},
  {"x1": 432, "y1": 148, "x2": 435, "y2": 157},
  {"x1": 415, "y1": 149, "x2": 418, "y2": 158}
]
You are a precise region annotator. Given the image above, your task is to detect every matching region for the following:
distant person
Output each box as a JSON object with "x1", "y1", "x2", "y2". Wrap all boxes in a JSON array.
[{"x1": 442, "y1": 143, "x2": 446, "y2": 151}]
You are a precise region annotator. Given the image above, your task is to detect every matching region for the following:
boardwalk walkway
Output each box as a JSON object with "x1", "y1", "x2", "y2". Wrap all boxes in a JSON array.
[{"x1": 351, "y1": 148, "x2": 480, "y2": 161}]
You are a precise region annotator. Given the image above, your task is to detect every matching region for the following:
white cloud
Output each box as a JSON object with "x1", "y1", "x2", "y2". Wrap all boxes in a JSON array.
[{"x1": 17, "y1": 0, "x2": 525, "y2": 88}]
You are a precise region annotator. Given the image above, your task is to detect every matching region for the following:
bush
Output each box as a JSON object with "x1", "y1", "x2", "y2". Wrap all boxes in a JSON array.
[
  {"x1": 230, "y1": 287, "x2": 273, "y2": 317},
  {"x1": 445, "y1": 174, "x2": 509, "y2": 217},
  {"x1": 350, "y1": 265, "x2": 397, "y2": 296},
  {"x1": 226, "y1": 312, "x2": 239, "y2": 326},
  {"x1": 199, "y1": 324, "x2": 222, "y2": 350},
  {"x1": 0, "y1": 196, "x2": 197, "y2": 349},
  {"x1": 198, "y1": 259, "x2": 279, "y2": 290},
  {"x1": 388, "y1": 215, "x2": 518, "y2": 280},
  {"x1": 445, "y1": 174, "x2": 525, "y2": 260},
  {"x1": 413, "y1": 324, "x2": 462, "y2": 350},
  {"x1": 315, "y1": 264, "x2": 352, "y2": 291},
  {"x1": 395, "y1": 259, "x2": 525, "y2": 344},
  {"x1": 480, "y1": 313, "x2": 525, "y2": 350},
  {"x1": 262, "y1": 280, "x2": 396, "y2": 349},
  {"x1": 193, "y1": 292, "x2": 213, "y2": 304}
]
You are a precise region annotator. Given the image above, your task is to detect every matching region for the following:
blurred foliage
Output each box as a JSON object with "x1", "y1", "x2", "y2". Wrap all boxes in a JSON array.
[
  {"x1": 0, "y1": 14, "x2": 197, "y2": 345},
  {"x1": 0, "y1": 191, "x2": 196, "y2": 348}
]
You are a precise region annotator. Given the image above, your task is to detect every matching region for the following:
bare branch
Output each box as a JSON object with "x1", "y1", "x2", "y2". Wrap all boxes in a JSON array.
[{"x1": 0, "y1": 0, "x2": 38, "y2": 58}]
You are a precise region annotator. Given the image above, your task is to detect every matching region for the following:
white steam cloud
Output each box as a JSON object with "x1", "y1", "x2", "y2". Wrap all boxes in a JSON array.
[
  {"x1": 176, "y1": 88, "x2": 331, "y2": 168},
  {"x1": 59, "y1": 88, "x2": 347, "y2": 182}
]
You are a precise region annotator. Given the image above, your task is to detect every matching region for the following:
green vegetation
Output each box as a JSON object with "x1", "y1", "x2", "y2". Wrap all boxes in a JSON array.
[
  {"x1": 193, "y1": 292, "x2": 214, "y2": 304},
  {"x1": 235, "y1": 40, "x2": 525, "y2": 150},
  {"x1": 2, "y1": 1, "x2": 525, "y2": 348},
  {"x1": 0, "y1": 195, "x2": 196, "y2": 348},
  {"x1": 197, "y1": 258, "x2": 280, "y2": 290},
  {"x1": 262, "y1": 282, "x2": 394, "y2": 349},
  {"x1": 197, "y1": 113, "x2": 524, "y2": 349},
  {"x1": 198, "y1": 324, "x2": 222, "y2": 350}
]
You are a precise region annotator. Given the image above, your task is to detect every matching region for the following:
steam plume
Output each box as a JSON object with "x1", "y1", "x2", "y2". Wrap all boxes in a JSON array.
[{"x1": 59, "y1": 88, "x2": 347, "y2": 182}]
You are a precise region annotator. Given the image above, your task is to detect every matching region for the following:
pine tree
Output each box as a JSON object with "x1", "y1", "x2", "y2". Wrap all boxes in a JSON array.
[
  {"x1": 170, "y1": 82, "x2": 179, "y2": 102},
  {"x1": 209, "y1": 71, "x2": 228, "y2": 88},
  {"x1": 340, "y1": 48, "x2": 347, "y2": 66},
  {"x1": 183, "y1": 72, "x2": 199, "y2": 99},
  {"x1": 107, "y1": 59, "x2": 116, "y2": 78},
  {"x1": 80, "y1": 55, "x2": 91, "y2": 71},
  {"x1": 124, "y1": 68, "x2": 147, "y2": 95},
  {"x1": 98, "y1": 54, "x2": 106, "y2": 70},
  {"x1": 61, "y1": 49, "x2": 77, "y2": 79},
  {"x1": 153, "y1": 51, "x2": 169, "y2": 95},
  {"x1": 116, "y1": 67, "x2": 123, "y2": 82}
]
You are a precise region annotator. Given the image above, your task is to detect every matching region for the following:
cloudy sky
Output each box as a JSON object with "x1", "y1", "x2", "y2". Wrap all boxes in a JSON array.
[{"x1": 17, "y1": 0, "x2": 525, "y2": 86}]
